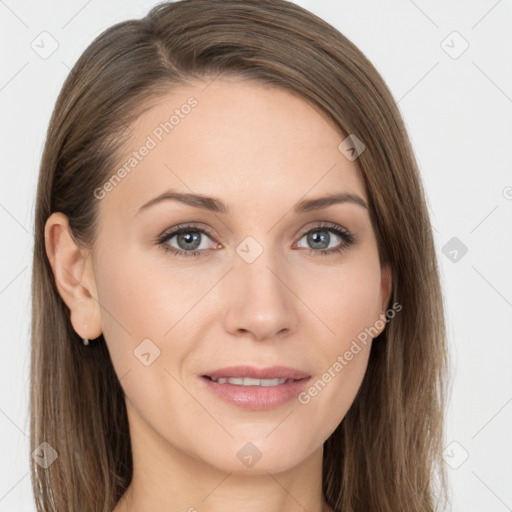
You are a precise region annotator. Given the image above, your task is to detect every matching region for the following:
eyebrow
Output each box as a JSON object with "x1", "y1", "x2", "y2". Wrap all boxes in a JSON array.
[{"x1": 137, "y1": 189, "x2": 368, "y2": 216}]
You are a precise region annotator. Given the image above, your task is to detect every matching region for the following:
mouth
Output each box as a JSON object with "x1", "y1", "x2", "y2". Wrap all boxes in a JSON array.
[
  {"x1": 202, "y1": 364, "x2": 310, "y2": 381},
  {"x1": 199, "y1": 365, "x2": 311, "y2": 410},
  {"x1": 203, "y1": 376, "x2": 297, "y2": 386}
]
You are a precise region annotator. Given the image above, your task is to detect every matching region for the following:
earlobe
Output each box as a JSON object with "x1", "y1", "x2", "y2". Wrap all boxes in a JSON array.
[{"x1": 44, "y1": 212, "x2": 102, "y2": 340}]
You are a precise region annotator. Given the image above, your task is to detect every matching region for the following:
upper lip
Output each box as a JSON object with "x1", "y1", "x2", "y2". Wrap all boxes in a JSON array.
[{"x1": 203, "y1": 365, "x2": 310, "y2": 380}]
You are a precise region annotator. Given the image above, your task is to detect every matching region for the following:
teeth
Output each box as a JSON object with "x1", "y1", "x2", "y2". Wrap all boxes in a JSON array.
[{"x1": 213, "y1": 377, "x2": 289, "y2": 386}]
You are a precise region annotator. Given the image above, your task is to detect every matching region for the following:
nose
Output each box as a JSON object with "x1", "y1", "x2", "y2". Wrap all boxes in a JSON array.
[{"x1": 222, "y1": 245, "x2": 299, "y2": 341}]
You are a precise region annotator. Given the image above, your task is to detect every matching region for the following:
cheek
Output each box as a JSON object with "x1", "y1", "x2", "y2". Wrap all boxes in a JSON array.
[
  {"x1": 92, "y1": 247, "x2": 174, "y2": 371},
  {"x1": 94, "y1": 243, "x2": 219, "y2": 383},
  {"x1": 95, "y1": 247, "x2": 195, "y2": 337},
  {"x1": 295, "y1": 257, "x2": 382, "y2": 423},
  {"x1": 307, "y1": 256, "x2": 383, "y2": 345}
]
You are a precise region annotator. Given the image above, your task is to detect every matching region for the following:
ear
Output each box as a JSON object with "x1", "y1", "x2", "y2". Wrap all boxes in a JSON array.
[{"x1": 44, "y1": 212, "x2": 102, "y2": 340}]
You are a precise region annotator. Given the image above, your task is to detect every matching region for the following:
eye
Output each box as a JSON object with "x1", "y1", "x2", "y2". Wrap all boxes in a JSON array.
[
  {"x1": 157, "y1": 222, "x2": 355, "y2": 258},
  {"x1": 295, "y1": 223, "x2": 355, "y2": 257},
  {"x1": 158, "y1": 224, "x2": 219, "y2": 258}
]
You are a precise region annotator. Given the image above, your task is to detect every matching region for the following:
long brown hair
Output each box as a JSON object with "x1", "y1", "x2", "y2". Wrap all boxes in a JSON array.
[{"x1": 31, "y1": 1, "x2": 449, "y2": 510}]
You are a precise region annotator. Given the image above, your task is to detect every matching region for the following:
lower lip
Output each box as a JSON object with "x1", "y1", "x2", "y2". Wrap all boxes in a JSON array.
[{"x1": 200, "y1": 376, "x2": 311, "y2": 410}]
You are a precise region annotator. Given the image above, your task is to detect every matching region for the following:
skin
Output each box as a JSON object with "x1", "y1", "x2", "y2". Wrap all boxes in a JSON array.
[{"x1": 45, "y1": 77, "x2": 392, "y2": 512}]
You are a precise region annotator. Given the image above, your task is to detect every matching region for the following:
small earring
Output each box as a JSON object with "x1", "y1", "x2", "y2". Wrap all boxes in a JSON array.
[{"x1": 82, "y1": 338, "x2": 90, "y2": 346}]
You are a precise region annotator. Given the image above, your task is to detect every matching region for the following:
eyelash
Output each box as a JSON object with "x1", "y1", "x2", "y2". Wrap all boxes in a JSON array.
[{"x1": 157, "y1": 222, "x2": 356, "y2": 259}]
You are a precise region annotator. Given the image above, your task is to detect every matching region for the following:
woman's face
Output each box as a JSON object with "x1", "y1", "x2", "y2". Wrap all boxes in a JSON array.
[{"x1": 88, "y1": 78, "x2": 391, "y2": 474}]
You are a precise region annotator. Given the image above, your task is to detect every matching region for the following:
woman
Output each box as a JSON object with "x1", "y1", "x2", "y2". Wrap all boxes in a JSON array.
[{"x1": 31, "y1": 0, "x2": 448, "y2": 510}]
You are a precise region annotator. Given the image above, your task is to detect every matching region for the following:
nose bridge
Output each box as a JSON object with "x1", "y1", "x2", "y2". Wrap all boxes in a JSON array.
[
  {"x1": 223, "y1": 234, "x2": 298, "y2": 339},
  {"x1": 238, "y1": 239, "x2": 285, "y2": 300},
  {"x1": 236, "y1": 235, "x2": 289, "y2": 306}
]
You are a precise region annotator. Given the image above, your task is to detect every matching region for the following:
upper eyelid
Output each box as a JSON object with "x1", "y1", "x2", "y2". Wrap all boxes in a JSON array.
[{"x1": 160, "y1": 223, "x2": 216, "y2": 241}]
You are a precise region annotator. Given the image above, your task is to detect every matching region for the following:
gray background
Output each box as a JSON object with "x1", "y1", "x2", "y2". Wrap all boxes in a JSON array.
[{"x1": 1, "y1": 0, "x2": 511, "y2": 510}]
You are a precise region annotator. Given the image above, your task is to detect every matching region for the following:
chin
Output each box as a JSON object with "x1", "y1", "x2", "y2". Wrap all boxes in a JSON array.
[{"x1": 194, "y1": 434, "x2": 319, "y2": 475}]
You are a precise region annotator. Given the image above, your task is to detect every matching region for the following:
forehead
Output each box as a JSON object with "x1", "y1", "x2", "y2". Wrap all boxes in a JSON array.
[{"x1": 99, "y1": 78, "x2": 367, "y2": 219}]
